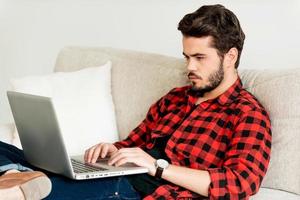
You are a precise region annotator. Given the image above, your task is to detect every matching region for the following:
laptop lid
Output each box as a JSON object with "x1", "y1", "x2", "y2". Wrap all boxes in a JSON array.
[{"x1": 7, "y1": 91, "x2": 74, "y2": 178}]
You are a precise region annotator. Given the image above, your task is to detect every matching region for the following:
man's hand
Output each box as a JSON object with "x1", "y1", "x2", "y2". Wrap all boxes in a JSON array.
[
  {"x1": 108, "y1": 147, "x2": 156, "y2": 176},
  {"x1": 84, "y1": 143, "x2": 118, "y2": 163}
]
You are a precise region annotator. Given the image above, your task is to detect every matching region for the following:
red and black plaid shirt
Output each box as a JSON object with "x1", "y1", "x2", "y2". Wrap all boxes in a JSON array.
[{"x1": 114, "y1": 78, "x2": 272, "y2": 200}]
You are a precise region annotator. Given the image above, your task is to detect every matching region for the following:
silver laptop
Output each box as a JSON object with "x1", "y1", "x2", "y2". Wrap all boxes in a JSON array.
[{"x1": 7, "y1": 91, "x2": 148, "y2": 180}]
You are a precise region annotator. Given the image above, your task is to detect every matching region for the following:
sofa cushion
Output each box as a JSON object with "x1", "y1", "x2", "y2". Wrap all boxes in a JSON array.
[
  {"x1": 240, "y1": 69, "x2": 300, "y2": 195},
  {"x1": 250, "y1": 188, "x2": 300, "y2": 200},
  {"x1": 10, "y1": 61, "x2": 119, "y2": 155}
]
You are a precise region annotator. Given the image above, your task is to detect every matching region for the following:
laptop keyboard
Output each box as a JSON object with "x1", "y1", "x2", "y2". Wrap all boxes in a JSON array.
[{"x1": 71, "y1": 159, "x2": 108, "y2": 174}]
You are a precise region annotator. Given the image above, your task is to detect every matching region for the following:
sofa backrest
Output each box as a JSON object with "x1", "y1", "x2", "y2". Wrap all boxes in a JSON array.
[{"x1": 54, "y1": 46, "x2": 300, "y2": 195}]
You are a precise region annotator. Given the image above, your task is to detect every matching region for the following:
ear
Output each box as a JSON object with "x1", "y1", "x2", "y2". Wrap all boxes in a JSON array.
[{"x1": 223, "y1": 47, "x2": 238, "y2": 69}]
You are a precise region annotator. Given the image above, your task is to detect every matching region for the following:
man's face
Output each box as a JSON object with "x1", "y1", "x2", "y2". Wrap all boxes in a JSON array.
[{"x1": 183, "y1": 36, "x2": 224, "y2": 93}]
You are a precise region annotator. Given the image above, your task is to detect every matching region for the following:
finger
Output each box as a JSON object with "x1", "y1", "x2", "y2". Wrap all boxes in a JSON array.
[
  {"x1": 87, "y1": 145, "x2": 98, "y2": 163},
  {"x1": 84, "y1": 147, "x2": 94, "y2": 163},
  {"x1": 108, "y1": 150, "x2": 124, "y2": 163},
  {"x1": 84, "y1": 149, "x2": 88, "y2": 162},
  {"x1": 108, "y1": 151, "x2": 136, "y2": 166},
  {"x1": 109, "y1": 149, "x2": 119, "y2": 160},
  {"x1": 109, "y1": 148, "x2": 134, "y2": 160},
  {"x1": 109, "y1": 148, "x2": 142, "y2": 163},
  {"x1": 91, "y1": 146, "x2": 101, "y2": 163},
  {"x1": 113, "y1": 157, "x2": 131, "y2": 167},
  {"x1": 101, "y1": 144, "x2": 109, "y2": 158},
  {"x1": 84, "y1": 149, "x2": 91, "y2": 162}
]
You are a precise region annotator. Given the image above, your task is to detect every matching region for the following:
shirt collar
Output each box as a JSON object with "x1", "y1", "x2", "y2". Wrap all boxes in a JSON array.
[
  {"x1": 216, "y1": 77, "x2": 242, "y2": 105},
  {"x1": 186, "y1": 77, "x2": 243, "y2": 106}
]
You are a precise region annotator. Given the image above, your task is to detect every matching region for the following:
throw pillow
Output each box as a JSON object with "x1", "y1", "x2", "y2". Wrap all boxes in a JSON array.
[{"x1": 10, "y1": 61, "x2": 119, "y2": 156}]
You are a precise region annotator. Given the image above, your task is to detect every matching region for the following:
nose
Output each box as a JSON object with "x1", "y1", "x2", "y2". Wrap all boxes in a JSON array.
[{"x1": 186, "y1": 59, "x2": 197, "y2": 71}]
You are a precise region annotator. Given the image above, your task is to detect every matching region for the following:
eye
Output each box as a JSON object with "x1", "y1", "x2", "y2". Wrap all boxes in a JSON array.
[{"x1": 196, "y1": 57, "x2": 204, "y2": 61}]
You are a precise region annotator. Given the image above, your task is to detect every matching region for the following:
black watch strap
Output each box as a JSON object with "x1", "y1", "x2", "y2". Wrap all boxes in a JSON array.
[{"x1": 154, "y1": 166, "x2": 164, "y2": 179}]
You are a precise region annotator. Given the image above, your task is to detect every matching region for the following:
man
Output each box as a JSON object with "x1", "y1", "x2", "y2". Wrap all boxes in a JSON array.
[
  {"x1": 0, "y1": 4, "x2": 271, "y2": 200},
  {"x1": 85, "y1": 4, "x2": 271, "y2": 199}
]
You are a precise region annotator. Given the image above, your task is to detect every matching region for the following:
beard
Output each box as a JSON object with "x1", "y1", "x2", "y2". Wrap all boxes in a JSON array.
[{"x1": 189, "y1": 64, "x2": 224, "y2": 95}]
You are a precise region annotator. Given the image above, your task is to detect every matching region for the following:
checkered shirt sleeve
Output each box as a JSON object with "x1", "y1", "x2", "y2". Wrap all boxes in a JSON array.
[{"x1": 207, "y1": 108, "x2": 271, "y2": 199}]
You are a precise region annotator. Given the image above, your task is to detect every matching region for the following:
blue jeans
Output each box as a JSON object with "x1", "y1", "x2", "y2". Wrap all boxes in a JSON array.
[{"x1": 0, "y1": 141, "x2": 141, "y2": 200}]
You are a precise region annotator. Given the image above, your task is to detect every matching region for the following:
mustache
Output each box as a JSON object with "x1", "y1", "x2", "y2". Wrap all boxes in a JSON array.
[{"x1": 187, "y1": 72, "x2": 202, "y2": 80}]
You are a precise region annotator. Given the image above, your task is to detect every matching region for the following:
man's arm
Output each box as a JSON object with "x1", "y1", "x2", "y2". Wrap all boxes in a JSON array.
[
  {"x1": 160, "y1": 108, "x2": 271, "y2": 198},
  {"x1": 109, "y1": 108, "x2": 271, "y2": 199},
  {"x1": 161, "y1": 164, "x2": 211, "y2": 197},
  {"x1": 107, "y1": 146, "x2": 211, "y2": 196},
  {"x1": 206, "y1": 109, "x2": 271, "y2": 199}
]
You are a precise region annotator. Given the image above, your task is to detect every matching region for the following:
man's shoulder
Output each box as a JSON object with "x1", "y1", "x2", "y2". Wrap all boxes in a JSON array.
[
  {"x1": 162, "y1": 85, "x2": 191, "y2": 99},
  {"x1": 167, "y1": 85, "x2": 191, "y2": 95},
  {"x1": 160, "y1": 85, "x2": 190, "y2": 105},
  {"x1": 236, "y1": 88, "x2": 268, "y2": 114}
]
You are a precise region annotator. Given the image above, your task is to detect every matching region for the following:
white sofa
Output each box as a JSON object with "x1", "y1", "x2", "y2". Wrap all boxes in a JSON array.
[{"x1": 1, "y1": 46, "x2": 300, "y2": 199}]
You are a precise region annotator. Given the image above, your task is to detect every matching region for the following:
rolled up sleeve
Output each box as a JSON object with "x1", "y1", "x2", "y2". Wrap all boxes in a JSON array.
[{"x1": 208, "y1": 108, "x2": 272, "y2": 199}]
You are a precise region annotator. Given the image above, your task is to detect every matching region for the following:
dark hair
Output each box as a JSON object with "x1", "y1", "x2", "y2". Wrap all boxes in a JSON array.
[{"x1": 178, "y1": 4, "x2": 245, "y2": 68}]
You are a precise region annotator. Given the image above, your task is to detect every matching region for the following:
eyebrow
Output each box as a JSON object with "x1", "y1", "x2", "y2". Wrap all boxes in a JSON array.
[{"x1": 182, "y1": 52, "x2": 206, "y2": 57}]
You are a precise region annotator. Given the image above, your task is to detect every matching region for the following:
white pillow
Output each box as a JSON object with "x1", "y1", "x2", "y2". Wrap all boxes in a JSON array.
[
  {"x1": 0, "y1": 123, "x2": 15, "y2": 144},
  {"x1": 10, "y1": 61, "x2": 119, "y2": 156}
]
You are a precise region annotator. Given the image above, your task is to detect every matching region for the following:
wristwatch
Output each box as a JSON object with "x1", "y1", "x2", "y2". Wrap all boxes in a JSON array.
[{"x1": 154, "y1": 159, "x2": 169, "y2": 179}]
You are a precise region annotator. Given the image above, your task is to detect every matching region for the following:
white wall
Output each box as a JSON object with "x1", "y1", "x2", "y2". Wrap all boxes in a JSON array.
[{"x1": 1, "y1": 0, "x2": 300, "y2": 124}]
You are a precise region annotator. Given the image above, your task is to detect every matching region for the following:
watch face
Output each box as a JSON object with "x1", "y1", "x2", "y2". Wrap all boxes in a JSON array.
[{"x1": 157, "y1": 159, "x2": 169, "y2": 168}]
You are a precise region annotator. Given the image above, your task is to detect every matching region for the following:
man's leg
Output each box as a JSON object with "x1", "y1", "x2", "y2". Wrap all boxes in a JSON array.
[
  {"x1": 46, "y1": 175, "x2": 141, "y2": 200},
  {"x1": 0, "y1": 141, "x2": 52, "y2": 199},
  {"x1": 0, "y1": 141, "x2": 34, "y2": 173}
]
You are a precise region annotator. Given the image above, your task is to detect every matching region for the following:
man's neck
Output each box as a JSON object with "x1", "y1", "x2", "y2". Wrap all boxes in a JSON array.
[{"x1": 196, "y1": 72, "x2": 238, "y2": 105}]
